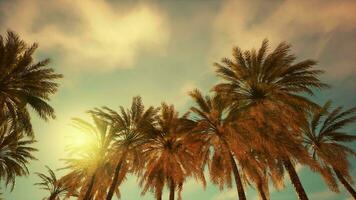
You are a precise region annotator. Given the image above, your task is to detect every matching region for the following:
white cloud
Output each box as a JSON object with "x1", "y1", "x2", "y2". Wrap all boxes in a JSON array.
[
  {"x1": 157, "y1": 80, "x2": 197, "y2": 109},
  {"x1": 211, "y1": 0, "x2": 356, "y2": 78},
  {"x1": 0, "y1": 0, "x2": 170, "y2": 71},
  {"x1": 213, "y1": 0, "x2": 356, "y2": 50}
]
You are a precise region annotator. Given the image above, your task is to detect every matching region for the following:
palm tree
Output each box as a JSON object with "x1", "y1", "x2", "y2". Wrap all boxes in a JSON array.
[
  {"x1": 0, "y1": 31, "x2": 62, "y2": 135},
  {"x1": 190, "y1": 89, "x2": 290, "y2": 200},
  {"x1": 35, "y1": 166, "x2": 74, "y2": 200},
  {"x1": 139, "y1": 103, "x2": 204, "y2": 200},
  {"x1": 189, "y1": 89, "x2": 253, "y2": 200},
  {"x1": 213, "y1": 39, "x2": 328, "y2": 200},
  {"x1": 303, "y1": 101, "x2": 356, "y2": 199},
  {"x1": 60, "y1": 116, "x2": 115, "y2": 200},
  {"x1": 0, "y1": 119, "x2": 37, "y2": 190},
  {"x1": 89, "y1": 96, "x2": 158, "y2": 200}
]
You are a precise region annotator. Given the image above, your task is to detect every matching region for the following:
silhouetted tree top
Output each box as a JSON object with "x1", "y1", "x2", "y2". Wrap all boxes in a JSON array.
[{"x1": 0, "y1": 31, "x2": 62, "y2": 136}]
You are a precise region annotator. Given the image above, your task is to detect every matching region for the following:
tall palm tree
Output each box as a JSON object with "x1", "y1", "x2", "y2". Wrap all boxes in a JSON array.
[
  {"x1": 139, "y1": 103, "x2": 204, "y2": 200},
  {"x1": 303, "y1": 101, "x2": 356, "y2": 199},
  {"x1": 60, "y1": 116, "x2": 115, "y2": 200},
  {"x1": 35, "y1": 166, "x2": 74, "y2": 200},
  {"x1": 213, "y1": 39, "x2": 328, "y2": 200},
  {"x1": 0, "y1": 119, "x2": 37, "y2": 190},
  {"x1": 90, "y1": 96, "x2": 158, "y2": 200},
  {"x1": 190, "y1": 89, "x2": 289, "y2": 200},
  {"x1": 189, "y1": 89, "x2": 255, "y2": 200},
  {"x1": 0, "y1": 31, "x2": 62, "y2": 135}
]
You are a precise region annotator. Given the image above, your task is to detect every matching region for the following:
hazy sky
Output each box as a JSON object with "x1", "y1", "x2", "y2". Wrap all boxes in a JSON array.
[{"x1": 1, "y1": 0, "x2": 355, "y2": 199}]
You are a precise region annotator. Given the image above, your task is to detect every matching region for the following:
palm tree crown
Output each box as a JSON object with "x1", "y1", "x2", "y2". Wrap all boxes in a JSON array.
[
  {"x1": 303, "y1": 101, "x2": 356, "y2": 197},
  {"x1": 140, "y1": 103, "x2": 203, "y2": 200},
  {"x1": 214, "y1": 39, "x2": 327, "y2": 110},
  {"x1": 0, "y1": 119, "x2": 37, "y2": 190},
  {"x1": 35, "y1": 166, "x2": 74, "y2": 200},
  {"x1": 60, "y1": 116, "x2": 115, "y2": 200},
  {"x1": 213, "y1": 39, "x2": 328, "y2": 200},
  {"x1": 89, "y1": 96, "x2": 158, "y2": 200},
  {"x1": 189, "y1": 89, "x2": 252, "y2": 200},
  {"x1": 213, "y1": 39, "x2": 327, "y2": 160},
  {"x1": 0, "y1": 31, "x2": 62, "y2": 135}
]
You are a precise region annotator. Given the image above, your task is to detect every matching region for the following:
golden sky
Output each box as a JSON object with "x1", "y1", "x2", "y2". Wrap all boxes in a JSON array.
[{"x1": 1, "y1": 0, "x2": 356, "y2": 199}]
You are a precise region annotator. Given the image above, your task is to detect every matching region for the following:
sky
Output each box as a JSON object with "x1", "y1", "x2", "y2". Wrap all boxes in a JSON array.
[{"x1": 0, "y1": 0, "x2": 356, "y2": 199}]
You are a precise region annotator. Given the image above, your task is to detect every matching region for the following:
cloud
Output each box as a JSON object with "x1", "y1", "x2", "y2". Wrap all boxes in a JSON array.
[
  {"x1": 0, "y1": 0, "x2": 170, "y2": 71},
  {"x1": 156, "y1": 80, "x2": 197, "y2": 109},
  {"x1": 211, "y1": 0, "x2": 356, "y2": 78}
]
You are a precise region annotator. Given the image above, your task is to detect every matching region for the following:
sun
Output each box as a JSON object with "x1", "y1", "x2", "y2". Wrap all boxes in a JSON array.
[
  {"x1": 61, "y1": 122, "x2": 97, "y2": 155},
  {"x1": 71, "y1": 131, "x2": 93, "y2": 147}
]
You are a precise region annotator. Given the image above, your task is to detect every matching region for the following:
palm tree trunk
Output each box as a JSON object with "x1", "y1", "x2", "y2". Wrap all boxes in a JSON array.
[
  {"x1": 333, "y1": 168, "x2": 356, "y2": 199},
  {"x1": 106, "y1": 152, "x2": 127, "y2": 200},
  {"x1": 229, "y1": 152, "x2": 246, "y2": 200},
  {"x1": 83, "y1": 172, "x2": 97, "y2": 200},
  {"x1": 283, "y1": 158, "x2": 309, "y2": 200},
  {"x1": 49, "y1": 193, "x2": 57, "y2": 200},
  {"x1": 257, "y1": 182, "x2": 267, "y2": 200},
  {"x1": 169, "y1": 178, "x2": 175, "y2": 200},
  {"x1": 156, "y1": 190, "x2": 163, "y2": 200}
]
